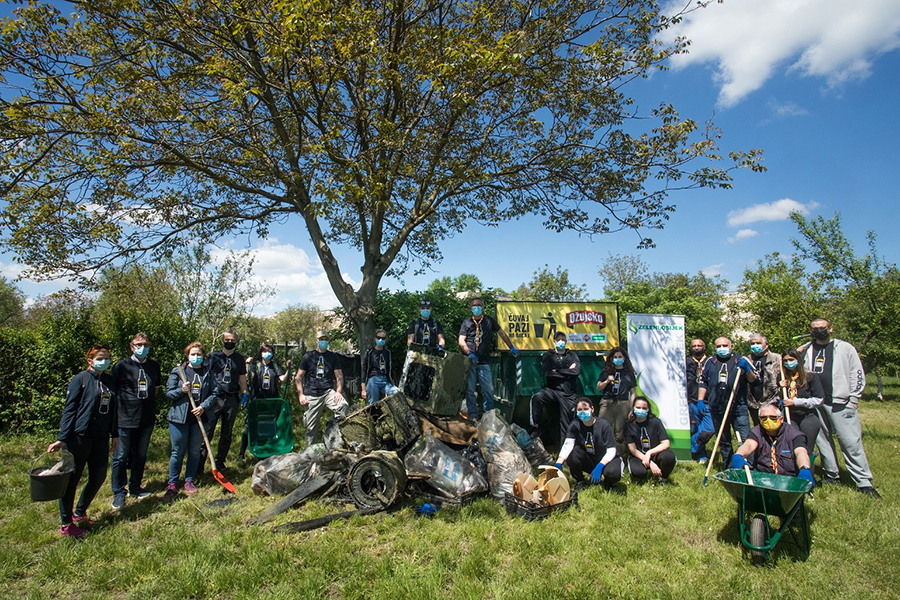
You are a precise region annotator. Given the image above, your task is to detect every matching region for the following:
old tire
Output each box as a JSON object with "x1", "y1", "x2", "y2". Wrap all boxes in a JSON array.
[
  {"x1": 749, "y1": 515, "x2": 768, "y2": 564},
  {"x1": 348, "y1": 452, "x2": 407, "y2": 510}
]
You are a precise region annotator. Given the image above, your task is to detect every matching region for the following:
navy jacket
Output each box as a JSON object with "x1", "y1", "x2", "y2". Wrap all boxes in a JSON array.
[{"x1": 57, "y1": 370, "x2": 118, "y2": 442}]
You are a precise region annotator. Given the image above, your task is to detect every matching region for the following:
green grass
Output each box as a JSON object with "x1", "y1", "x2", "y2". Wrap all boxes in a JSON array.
[{"x1": 2, "y1": 377, "x2": 898, "y2": 599}]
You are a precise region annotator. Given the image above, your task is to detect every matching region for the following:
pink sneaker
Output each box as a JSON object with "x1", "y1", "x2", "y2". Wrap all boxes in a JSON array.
[
  {"x1": 183, "y1": 481, "x2": 198, "y2": 495},
  {"x1": 164, "y1": 482, "x2": 179, "y2": 498},
  {"x1": 72, "y1": 514, "x2": 93, "y2": 528},
  {"x1": 60, "y1": 523, "x2": 87, "y2": 539}
]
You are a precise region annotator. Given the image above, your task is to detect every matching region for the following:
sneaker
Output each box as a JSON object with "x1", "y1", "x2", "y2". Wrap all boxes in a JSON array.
[
  {"x1": 111, "y1": 493, "x2": 126, "y2": 511},
  {"x1": 72, "y1": 514, "x2": 93, "y2": 528},
  {"x1": 698, "y1": 458, "x2": 709, "y2": 466},
  {"x1": 183, "y1": 481, "x2": 198, "y2": 495},
  {"x1": 858, "y1": 486, "x2": 882, "y2": 500},
  {"x1": 60, "y1": 523, "x2": 87, "y2": 539},
  {"x1": 129, "y1": 488, "x2": 152, "y2": 500},
  {"x1": 164, "y1": 482, "x2": 179, "y2": 498},
  {"x1": 822, "y1": 476, "x2": 842, "y2": 487}
]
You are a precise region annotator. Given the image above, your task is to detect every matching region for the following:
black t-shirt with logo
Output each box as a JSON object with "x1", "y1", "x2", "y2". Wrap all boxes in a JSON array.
[
  {"x1": 362, "y1": 348, "x2": 392, "y2": 381},
  {"x1": 407, "y1": 317, "x2": 444, "y2": 348},
  {"x1": 111, "y1": 357, "x2": 162, "y2": 428},
  {"x1": 299, "y1": 350, "x2": 342, "y2": 396},
  {"x1": 565, "y1": 417, "x2": 616, "y2": 457},
  {"x1": 209, "y1": 350, "x2": 247, "y2": 397},
  {"x1": 250, "y1": 360, "x2": 286, "y2": 399},
  {"x1": 810, "y1": 342, "x2": 835, "y2": 401},
  {"x1": 602, "y1": 369, "x2": 636, "y2": 401},
  {"x1": 459, "y1": 315, "x2": 501, "y2": 364},
  {"x1": 624, "y1": 416, "x2": 669, "y2": 452}
]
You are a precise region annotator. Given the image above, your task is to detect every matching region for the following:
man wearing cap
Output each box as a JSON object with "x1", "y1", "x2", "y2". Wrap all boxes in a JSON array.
[
  {"x1": 458, "y1": 297, "x2": 518, "y2": 420},
  {"x1": 407, "y1": 300, "x2": 446, "y2": 350},
  {"x1": 295, "y1": 330, "x2": 348, "y2": 447},
  {"x1": 529, "y1": 331, "x2": 582, "y2": 451}
]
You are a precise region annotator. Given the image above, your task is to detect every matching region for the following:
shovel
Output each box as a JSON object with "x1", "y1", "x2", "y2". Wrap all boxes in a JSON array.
[
  {"x1": 703, "y1": 368, "x2": 742, "y2": 487},
  {"x1": 779, "y1": 365, "x2": 792, "y2": 424},
  {"x1": 177, "y1": 365, "x2": 236, "y2": 494}
]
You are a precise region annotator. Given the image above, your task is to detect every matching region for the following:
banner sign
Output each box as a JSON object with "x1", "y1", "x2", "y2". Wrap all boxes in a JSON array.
[
  {"x1": 625, "y1": 313, "x2": 691, "y2": 460},
  {"x1": 496, "y1": 302, "x2": 620, "y2": 351}
]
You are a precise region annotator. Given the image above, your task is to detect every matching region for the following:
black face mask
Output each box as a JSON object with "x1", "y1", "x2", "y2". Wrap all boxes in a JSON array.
[
  {"x1": 811, "y1": 328, "x2": 829, "y2": 341},
  {"x1": 691, "y1": 348, "x2": 705, "y2": 356},
  {"x1": 223, "y1": 341, "x2": 237, "y2": 350}
]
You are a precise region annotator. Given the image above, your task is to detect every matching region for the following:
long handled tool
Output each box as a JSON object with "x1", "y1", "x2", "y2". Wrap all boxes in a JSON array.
[
  {"x1": 177, "y1": 365, "x2": 236, "y2": 494},
  {"x1": 703, "y1": 368, "x2": 743, "y2": 486},
  {"x1": 780, "y1": 365, "x2": 792, "y2": 424},
  {"x1": 734, "y1": 431, "x2": 754, "y2": 487}
]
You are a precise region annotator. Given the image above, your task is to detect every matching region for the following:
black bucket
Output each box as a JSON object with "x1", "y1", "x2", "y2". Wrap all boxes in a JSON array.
[{"x1": 29, "y1": 452, "x2": 72, "y2": 502}]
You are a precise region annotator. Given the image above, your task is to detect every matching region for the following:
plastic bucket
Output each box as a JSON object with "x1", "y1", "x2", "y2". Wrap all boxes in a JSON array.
[{"x1": 28, "y1": 452, "x2": 72, "y2": 502}]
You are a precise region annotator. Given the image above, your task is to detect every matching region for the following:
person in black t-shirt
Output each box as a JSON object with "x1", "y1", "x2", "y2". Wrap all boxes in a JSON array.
[
  {"x1": 596, "y1": 346, "x2": 637, "y2": 455},
  {"x1": 407, "y1": 300, "x2": 446, "y2": 349},
  {"x1": 110, "y1": 332, "x2": 161, "y2": 510},
  {"x1": 239, "y1": 344, "x2": 292, "y2": 460},
  {"x1": 530, "y1": 331, "x2": 582, "y2": 452},
  {"x1": 202, "y1": 329, "x2": 248, "y2": 470},
  {"x1": 624, "y1": 397, "x2": 677, "y2": 484},
  {"x1": 361, "y1": 329, "x2": 399, "y2": 404},
  {"x1": 295, "y1": 330, "x2": 348, "y2": 447},
  {"x1": 555, "y1": 399, "x2": 623, "y2": 488}
]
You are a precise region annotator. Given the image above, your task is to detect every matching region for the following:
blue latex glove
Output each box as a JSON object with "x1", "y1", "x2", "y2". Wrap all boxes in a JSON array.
[
  {"x1": 736, "y1": 356, "x2": 754, "y2": 373},
  {"x1": 241, "y1": 392, "x2": 249, "y2": 408},
  {"x1": 590, "y1": 462, "x2": 606, "y2": 484},
  {"x1": 731, "y1": 454, "x2": 749, "y2": 470},
  {"x1": 437, "y1": 344, "x2": 444, "y2": 351},
  {"x1": 798, "y1": 467, "x2": 815, "y2": 488},
  {"x1": 510, "y1": 346, "x2": 520, "y2": 357},
  {"x1": 468, "y1": 352, "x2": 478, "y2": 361},
  {"x1": 696, "y1": 399, "x2": 707, "y2": 415},
  {"x1": 554, "y1": 462, "x2": 563, "y2": 470}
]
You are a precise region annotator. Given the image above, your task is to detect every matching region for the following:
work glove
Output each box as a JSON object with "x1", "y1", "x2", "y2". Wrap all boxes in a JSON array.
[
  {"x1": 696, "y1": 400, "x2": 707, "y2": 415},
  {"x1": 590, "y1": 462, "x2": 606, "y2": 484},
  {"x1": 798, "y1": 468, "x2": 815, "y2": 489},
  {"x1": 554, "y1": 462, "x2": 563, "y2": 470},
  {"x1": 468, "y1": 353, "x2": 478, "y2": 361},
  {"x1": 510, "y1": 346, "x2": 520, "y2": 357},
  {"x1": 437, "y1": 345, "x2": 444, "y2": 351},
  {"x1": 736, "y1": 356, "x2": 754, "y2": 373},
  {"x1": 241, "y1": 392, "x2": 249, "y2": 408},
  {"x1": 731, "y1": 454, "x2": 749, "y2": 470}
]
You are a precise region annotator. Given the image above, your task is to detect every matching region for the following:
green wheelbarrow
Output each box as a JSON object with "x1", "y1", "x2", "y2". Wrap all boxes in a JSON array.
[
  {"x1": 247, "y1": 397, "x2": 294, "y2": 458},
  {"x1": 714, "y1": 468, "x2": 813, "y2": 563}
]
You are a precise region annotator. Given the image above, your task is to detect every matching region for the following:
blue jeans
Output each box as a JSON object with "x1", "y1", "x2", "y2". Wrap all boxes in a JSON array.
[
  {"x1": 465, "y1": 363, "x2": 494, "y2": 419},
  {"x1": 711, "y1": 403, "x2": 750, "y2": 467},
  {"x1": 168, "y1": 421, "x2": 203, "y2": 484},
  {"x1": 689, "y1": 400, "x2": 714, "y2": 460},
  {"x1": 111, "y1": 425, "x2": 153, "y2": 495},
  {"x1": 365, "y1": 375, "x2": 399, "y2": 405}
]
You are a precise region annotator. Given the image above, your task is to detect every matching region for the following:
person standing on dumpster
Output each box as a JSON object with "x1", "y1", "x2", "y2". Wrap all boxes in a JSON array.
[
  {"x1": 458, "y1": 297, "x2": 519, "y2": 420},
  {"x1": 296, "y1": 330, "x2": 348, "y2": 447},
  {"x1": 530, "y1": 330, "x2": 581, "y2": 451},
  {"x1": 555, "y1": 398, "x2": 623, "y2": 489},
  {"x1": 407, "y1": 299, "x2": 446, "y2": 350},
  {"x1": 361, "y1": 329, "x2": 399, "y2": 404}
]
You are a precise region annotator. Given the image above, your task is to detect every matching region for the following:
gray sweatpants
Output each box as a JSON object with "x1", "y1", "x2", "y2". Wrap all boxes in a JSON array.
[
  {"x1": 302, "y1": 389, "x2": 349, "y2": 447},
  {"x1": 815, "y1": 401, "x2": 873, "y2": 487}
]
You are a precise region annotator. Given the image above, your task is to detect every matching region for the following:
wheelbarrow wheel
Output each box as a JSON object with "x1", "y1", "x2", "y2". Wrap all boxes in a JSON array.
[{"x1": 750, "y1": 515, "x2": 768, "y2": 564}]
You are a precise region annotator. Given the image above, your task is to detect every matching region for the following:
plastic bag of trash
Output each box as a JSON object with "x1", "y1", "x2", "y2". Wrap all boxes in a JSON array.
[
  {"x1": 509, "y1": 423, "x2": 554, "y2": 468},
  {"x1": 461, "y1": 441, "x2": 489, "y2": 484},
  {"x1": 476, "y1": 409, "x2": 532, "y2": 499},
  {"x1": 251, "y1": 453, "x2": 321, "y2": 496},
  {"x1": 404, "y1": 430, "x2": 488, "y2": 497}
]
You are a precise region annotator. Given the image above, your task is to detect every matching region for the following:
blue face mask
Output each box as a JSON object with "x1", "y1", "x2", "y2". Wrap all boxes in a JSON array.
[
  {"x1": 633, "y1": 408, "x2": 649, "y2": 419},
  {"x1": 376, "y1": 339, "x2": 386, "y2": 347},
  {"x1": 471, "y1": 306, "x2": 483, "y2": 316},
  {"x1": 576, "y1": 410, "x2": 591, "y2": 423},
  {"x1": 189, "y1": 355, "x2": 203, "y2": 367},
  {"x1": 318, "y1": 340, "x2": 329, "y2": 350},
  {"x1": 716, "y1": 347, "x2": 731, "y2": 358},
  {"x1": 420, "y1": 309, "x2": 431, "y2": 319},
  {"x1": 750, "y1": 344, "x2": 764, "y2": 355},
  {"x1": 261, "y1": 352, "x2": 273, "y2": 361},
  {"x1": 784, "y1": 360, "x2": 798, "y2": 370},
  {"x1": 92, "y1": 358, "x2": 110, "y2": 372},
  {"x1": 133, "y1": 345, "x2": 149, "y2": 359},
  {"x1": 555, "y1": 340, "x2": 566, "y2": 350},
  {"x1": 612, "y1": 358, "x2": 625, "y2": 367}
]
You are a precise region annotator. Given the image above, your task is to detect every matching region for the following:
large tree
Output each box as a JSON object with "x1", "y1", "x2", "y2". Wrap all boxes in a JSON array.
[{"x1": 0, "y1": 0, "x2": 763, "y2": 344}]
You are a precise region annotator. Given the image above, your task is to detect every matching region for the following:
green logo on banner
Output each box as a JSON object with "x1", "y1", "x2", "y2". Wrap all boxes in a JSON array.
[{"x1": 629, "y1": 321, "x2": 639, "y2": 335}]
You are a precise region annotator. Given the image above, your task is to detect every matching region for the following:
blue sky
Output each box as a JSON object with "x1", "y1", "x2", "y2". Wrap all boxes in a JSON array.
[{"x1": 3, "y1": 1, "x2": 899, "y2": 313}]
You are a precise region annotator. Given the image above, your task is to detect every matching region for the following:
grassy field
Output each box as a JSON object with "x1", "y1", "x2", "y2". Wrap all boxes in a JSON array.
[{"x1": 2, "y1": 377, "x2": 898, "y2": 599}]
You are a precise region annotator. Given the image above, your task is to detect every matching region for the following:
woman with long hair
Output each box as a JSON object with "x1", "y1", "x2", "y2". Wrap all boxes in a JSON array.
[
  {"x1": 596, "y1": 346, "x2": 637, "y2": 453},
  {"x1": 625, "y1": 397, "x2": 677, "y2": 484},
  {"x1": 779, "y1": 348, "x2": 824, "y2": 454}
]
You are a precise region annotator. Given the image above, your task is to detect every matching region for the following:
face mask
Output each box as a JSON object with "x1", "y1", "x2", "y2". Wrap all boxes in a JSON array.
[
  {"x1": 811, "y1": 328, "x2": 829, "y2": 341},
  {"x1": 133, "y1": 345, "x2": 149, "y2": 359},
  {"x1": 223, "y1": 341, "x2": 237, "y2": 351},
  {"x1": 318, "y1": 340, "x2": 329, "y2": 350},
  {"x1": 633, "y1": 408, "x2": 648, "y2": 419},
  {"x1": 716, "y1": 348, "x2": 731, "y2": 359},
  {"x1": 261, "y1": 352, "x2": 273, "y2": 361},
  {"x1": 92, "y1": 358, "x2": 110, "y2": 372},
  {"x1": 420, "y1": 309, "x2": 431, "y2": 319},
  {"x1": 612, "y1": 358, "x2": 625, "y2": 367},
  {"x1": 784, "y1": 360, "x2": 798, "y2": 370},
  {"x1": 691, "y1": 348, "x2": 705, "y2": 356},
  {"x1": 189, "y1": 355, "x2": 203, "y2": 367},
  {"x1": 761, "y1": 419, "x2": 782, "y2": 436},
  {"x1": 471, "y1": 306, "x2": 483, "y2": 317},
  {"x1": 555, "y1": 340, "x2": 566, "y2": 350},
  {"x1": 376, "y1": 339, "x2": 386, "y2": 347},
  {"x1": 576, "y1": 410, "x2": 592, "y2": 423},
  {"x1": 750, "y1": 344, "x2": 764, "y2": 355}
]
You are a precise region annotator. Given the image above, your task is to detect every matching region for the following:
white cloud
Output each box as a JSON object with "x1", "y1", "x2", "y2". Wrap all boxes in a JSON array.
[
  {"x1": 702, "y1": 263, "x2": 725, "y2": 277},
  {"x1": 728, "y1": 228, "x2": 758, "y2": 243},
  {"x1": 767, "y1": 99, "x2": 809, "y2": 119},
  {"x1": 661, "y1": 0, "x2": 900, "y2": 106},
  {"x1": 727, "y1": 198, "x2": 818, "y2": 227}
]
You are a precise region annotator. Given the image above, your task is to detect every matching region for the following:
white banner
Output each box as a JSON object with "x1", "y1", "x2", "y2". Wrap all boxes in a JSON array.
[{"x1": 625, "y1": 313, "x2": 690, "y2": 460}]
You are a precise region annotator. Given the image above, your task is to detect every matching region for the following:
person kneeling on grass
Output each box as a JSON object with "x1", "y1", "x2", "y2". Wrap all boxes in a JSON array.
[
  {"x1": 730, "y1": 403, "x2": 814, "y2": 488},
  {"x1": 625, "y1": 397, "x2": 677, "y2": 485},
  {"x1": 554, "y1": 399, "x2": 623, "y2": 489}
]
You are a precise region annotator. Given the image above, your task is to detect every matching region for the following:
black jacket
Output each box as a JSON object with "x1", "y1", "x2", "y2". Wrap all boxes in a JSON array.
[{"x1": 57, "y1": 370, "x2": 118, "y2": 442}]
